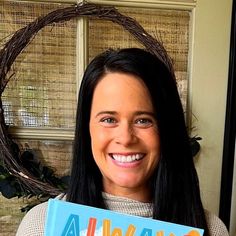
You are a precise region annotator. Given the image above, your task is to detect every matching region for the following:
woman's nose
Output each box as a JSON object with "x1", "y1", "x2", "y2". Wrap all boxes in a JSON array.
[{"x1": 115, "y1": 122, "x2": 137, "y2": 146}]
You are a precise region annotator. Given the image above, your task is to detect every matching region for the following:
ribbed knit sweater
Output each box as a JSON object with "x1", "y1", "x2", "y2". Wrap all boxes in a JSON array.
[{"x1": 16, "y1": 193, "x2": 229, "y2": 236}]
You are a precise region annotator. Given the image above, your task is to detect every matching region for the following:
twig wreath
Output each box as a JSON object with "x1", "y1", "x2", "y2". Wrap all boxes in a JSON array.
[{"x1": 0, "y1": 2, "x2": 200, "y2": 202}]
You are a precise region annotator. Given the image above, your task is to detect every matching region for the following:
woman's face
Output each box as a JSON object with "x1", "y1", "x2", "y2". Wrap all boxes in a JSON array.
[{"x1": 89, "y1": 72, "x2": 160, "y2": 202}]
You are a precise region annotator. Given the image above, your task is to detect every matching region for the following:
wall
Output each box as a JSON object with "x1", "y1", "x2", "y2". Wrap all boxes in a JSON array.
[{"x1": 191, "y1": 0, "x2": 232, "y2": 216}]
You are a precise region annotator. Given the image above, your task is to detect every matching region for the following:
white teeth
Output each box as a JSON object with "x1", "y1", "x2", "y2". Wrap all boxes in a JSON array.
[
  {"x1": 121, "y1": 156, "x2": 126, "y2": 162},
  {"x1": 111, "y1": 154, "x2": 144, "y2": 163},
  {"x1": 127, "y1": 155, "x2": 132, "y2": 162}
]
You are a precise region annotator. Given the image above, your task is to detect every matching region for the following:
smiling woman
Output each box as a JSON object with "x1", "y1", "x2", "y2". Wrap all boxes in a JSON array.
[
  {"x1": 0, "y1": 1, "x2": 228, "y2": 235},
  {"x1": 16, "y1": 47, "x2": 228, "y2": 236}
]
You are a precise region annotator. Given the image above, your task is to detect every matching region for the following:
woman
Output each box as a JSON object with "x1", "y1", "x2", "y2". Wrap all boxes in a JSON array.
[{"x1": 16, "y1": 48, "x2": 228, "y2": 236}]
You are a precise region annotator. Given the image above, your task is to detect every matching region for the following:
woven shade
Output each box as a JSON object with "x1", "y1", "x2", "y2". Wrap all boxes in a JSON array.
[
  {"x1": 0, "y1": 1, "x2": 77, "y2": 128},
  {"x1": 88, "y1": 7, "x2": 190, "y2": 109},
  {"x1": 0, "y1": 2, "x2": 76, "y2": 235}
]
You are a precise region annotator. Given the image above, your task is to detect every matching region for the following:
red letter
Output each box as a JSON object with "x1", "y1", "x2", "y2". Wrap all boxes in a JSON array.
[{"x1": 87, "y1": 218, "x2": 97, "y2": 236}]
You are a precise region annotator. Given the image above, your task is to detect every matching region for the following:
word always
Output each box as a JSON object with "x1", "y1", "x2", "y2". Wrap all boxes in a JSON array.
[{"x1": 61, "y1": 214, "x2": 200, "y2": 236}]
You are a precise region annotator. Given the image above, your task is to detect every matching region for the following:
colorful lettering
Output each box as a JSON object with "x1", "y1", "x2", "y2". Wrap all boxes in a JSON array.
[
  {"x1": 87, "y1": 217, "x2": 97, "y2": 236},
  {"x1": 111, "y1": 228, "x2": 122, "y2": 236},
  {"x1": 103, "y1": 219, "x2": 137, "y2": 236},
  {"x1": 125, "y1": 224, "x2": 136, "y2": 236},
  {"x1": 103, "y1": 219, "x2": 111, "y2": 236},
  {"x1": 185, "y1": 230, "x2": 201, "y2": 236},
  {"x1": 156, "y1": 231, "x2": 164, "y2": 236},
  {"x1": 103, "y1": 219, "x2": 122, "y2": 236},
  {"x1": 140, "y1": 228, "x2": 152, "y2": 236},
  {"x1": 61, "y1": 214, "x2": 80, "y2": 236},
  {"x1": 59, "y1": 213, "x2": 199, "y2": 236}
]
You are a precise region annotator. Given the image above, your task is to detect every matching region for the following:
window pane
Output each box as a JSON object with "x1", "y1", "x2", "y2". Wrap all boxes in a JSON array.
[
  {"x1": 88, "y1": 7, "x2": 191, "y2": 110},
  {"x1": 0, "y1": 138, "x2": 72, "y2": 235},
  {"x1": 15, "y1": 139, "x2": 72, "y2": 176},
  {"x1": 0, "y1": 1, "x2": 77, "y2": 128}
]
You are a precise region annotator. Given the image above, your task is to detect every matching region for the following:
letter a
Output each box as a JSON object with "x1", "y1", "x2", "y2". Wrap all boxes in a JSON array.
[
  {"x1": 61, "y1": 214, "x2": 80, "y2": 236},
  {"x1": 140, "y1": 228, "x2": 152, "y2": 236}
]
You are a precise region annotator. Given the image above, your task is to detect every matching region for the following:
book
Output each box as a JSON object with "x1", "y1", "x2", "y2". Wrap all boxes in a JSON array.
[{"x1": 44, "y1": 198, "x2": 204, "y2": 236}]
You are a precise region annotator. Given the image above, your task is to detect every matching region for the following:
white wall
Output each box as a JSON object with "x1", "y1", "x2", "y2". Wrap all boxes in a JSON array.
[{"x1": 191, "y1": 0, "x2": 232, "y2": 215}]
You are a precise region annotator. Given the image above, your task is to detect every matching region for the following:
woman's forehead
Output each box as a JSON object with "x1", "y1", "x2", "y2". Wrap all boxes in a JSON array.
[{"x1": 90, "y1": 72, "x2": 154, "y2": 114}]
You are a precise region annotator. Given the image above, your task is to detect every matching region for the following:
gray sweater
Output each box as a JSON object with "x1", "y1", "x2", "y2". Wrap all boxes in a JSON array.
[{"x1": 16, "y1": 193, "x2": 229, "y2": 236}]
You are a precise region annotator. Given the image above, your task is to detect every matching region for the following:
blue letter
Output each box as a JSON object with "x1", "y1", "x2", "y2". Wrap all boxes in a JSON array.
[
  {"x1": 140, "y1": 228, "x2": 152, "y2": 236},
  {"x1": 61, "y1": 214, "x2": 80, "y2": 236}
]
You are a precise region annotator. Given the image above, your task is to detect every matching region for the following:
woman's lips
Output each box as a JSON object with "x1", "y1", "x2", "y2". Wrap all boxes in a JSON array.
[{"x1": 109, "y1": 153, "x2": 145, "y2": 163}]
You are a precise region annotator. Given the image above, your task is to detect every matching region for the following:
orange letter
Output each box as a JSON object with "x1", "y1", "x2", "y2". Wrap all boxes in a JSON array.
[
  {"x1": 111, "y1": 229, "x2": 122, "y2": 236},
  {"x1": 87, "y1": 218, "x2": 97, "y2": 236},
  {"x1": 102, "y1": 219, "x2": 124, "y2": 236},
  {"x1": 184, "y1": 230, "x2": 201, "y2": 236},
  {"x1": 156, "y1": 231, "x2": 164, "y2": 236},
  {"x1": 125, "y1": 224, "x2": 136, "y2": 236},
  {"x1": 103, "y1": 219, "x2": 111, "y2": 236}
]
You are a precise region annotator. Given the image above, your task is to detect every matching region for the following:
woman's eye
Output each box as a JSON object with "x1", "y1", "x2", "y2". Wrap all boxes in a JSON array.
[
  {"x1": 135, "y1": 118, "x2": 153, "y2": 127},
  {"x1": 100, "y1": 117, "x2": 116, "y2": 124}
]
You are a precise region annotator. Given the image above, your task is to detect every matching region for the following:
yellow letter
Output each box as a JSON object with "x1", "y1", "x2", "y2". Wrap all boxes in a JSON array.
[
  {"x1": 111, "y1": 229, "x2": 122, "y2": 236},
  {"x1": 125, "y1": 224, "x2": 136, "y2": 236},
  {"x1": 185, "y1": 230, "x2": 201, "y2": 236},
  {"x1": 156, "y1": 231, "x2": 164, "y2": 236},
  {"x1": 103, "y1": 219, "x2": 111, "y2": 236}
]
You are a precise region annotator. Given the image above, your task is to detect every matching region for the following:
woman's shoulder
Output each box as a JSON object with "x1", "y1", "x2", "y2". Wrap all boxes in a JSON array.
[
  {"x1": 16, "y1": 201, "x2": 48, "y2": 236},
  {"x1": 205, "y1": 210, "x2": 229, "y2": 236},
  {"x1": 16, "y1": 194, "x2": 66, "y2": 236}
]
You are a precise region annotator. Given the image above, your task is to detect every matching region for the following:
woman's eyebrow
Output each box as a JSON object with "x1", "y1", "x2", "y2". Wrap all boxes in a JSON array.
[
  {"x1": 134, "y1": 111, "x2": 156, "y2": 117},
  {"x1": 95, "y1": 111, "x2": 155, "y2": 118},
  {"x1": 95, "y1": 111, "x2": 117, "y2": 117}
]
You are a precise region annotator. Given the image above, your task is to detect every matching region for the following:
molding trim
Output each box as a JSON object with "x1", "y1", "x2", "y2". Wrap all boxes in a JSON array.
[
  {"x1": 88, "y1": 0, "x2": 196, "y2": 10},
  {"x1": 8, "y1": 127, "x2": 74, "y2": 140},
  {"x1": 10, "y1": 0, "x2": 196, "y2": 8}
]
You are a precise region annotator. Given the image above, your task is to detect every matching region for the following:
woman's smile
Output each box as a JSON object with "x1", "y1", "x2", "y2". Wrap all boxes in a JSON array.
[{"x1": 109, "y1": 153, "x2": 145, "y2": 163}]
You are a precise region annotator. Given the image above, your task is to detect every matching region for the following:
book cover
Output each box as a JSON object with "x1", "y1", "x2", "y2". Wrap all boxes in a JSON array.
[{"x1": 44, "y1": 199, "x2": 204, "y2": 236}]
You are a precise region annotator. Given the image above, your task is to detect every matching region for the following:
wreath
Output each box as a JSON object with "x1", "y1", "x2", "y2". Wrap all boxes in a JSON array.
[{"x1": 0, "y1": 2, "x2": 201, "y2": 210}]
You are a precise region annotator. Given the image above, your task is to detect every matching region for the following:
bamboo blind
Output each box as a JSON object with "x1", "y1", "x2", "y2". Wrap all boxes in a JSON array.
[
  {"x1": 88, "y1": 7, "x2": 190, "y2": 110},
  {"x1": 0, "y1": 1, "x2": 75, "y2": 235},
  {"x1": 0, "y1": 1, "x2": 77, "y2": 128}
]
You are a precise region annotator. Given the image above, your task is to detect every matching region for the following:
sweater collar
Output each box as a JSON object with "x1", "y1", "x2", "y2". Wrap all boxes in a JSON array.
[{"x1": 102, "y1": 192, "x2": 153, "y2": 218}]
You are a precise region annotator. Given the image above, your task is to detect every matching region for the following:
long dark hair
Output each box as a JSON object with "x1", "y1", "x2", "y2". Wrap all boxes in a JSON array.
[{"x1": 67, "y1": 48, "x2": 208, "y2": 234}]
